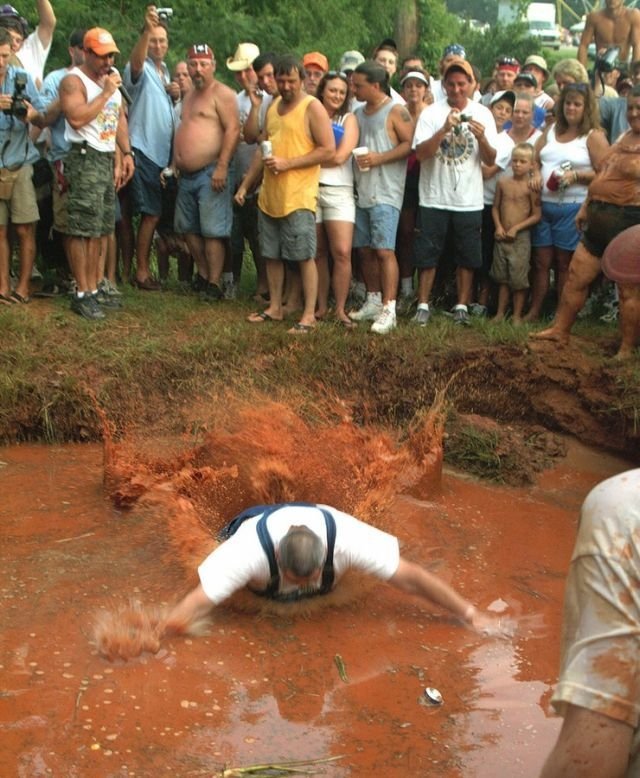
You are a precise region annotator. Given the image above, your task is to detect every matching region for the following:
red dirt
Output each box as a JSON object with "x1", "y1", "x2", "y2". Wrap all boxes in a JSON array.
[{"x1": 0, "y1": 400, "x2": 633, "y2": 776}]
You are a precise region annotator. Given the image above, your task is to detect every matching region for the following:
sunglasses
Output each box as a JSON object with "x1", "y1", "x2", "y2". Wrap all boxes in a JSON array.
[
  {"x1": 326, "y1": 70, "x2": 347, "y2": 79},
  {"x1": 563, "y1": 82, "x2": 589, "y2": 93},
  {"x1": 497, "y1": 56, "x2": 520, "y2": 66}
]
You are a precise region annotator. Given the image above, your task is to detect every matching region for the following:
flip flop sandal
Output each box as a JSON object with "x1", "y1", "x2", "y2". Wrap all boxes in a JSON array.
[{"x1": 10, "y1": 292, "x2": 30, "y2": 304}]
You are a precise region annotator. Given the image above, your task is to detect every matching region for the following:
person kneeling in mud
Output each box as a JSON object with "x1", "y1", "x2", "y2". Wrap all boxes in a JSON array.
[{"x1": 163, "y1": 502, "x2": 500, "y2": 636}]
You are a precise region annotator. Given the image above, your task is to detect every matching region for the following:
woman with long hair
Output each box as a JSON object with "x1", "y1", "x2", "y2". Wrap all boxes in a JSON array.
[
  {"x1": 314, "y1": 71, "x2": 359, "y2": 326},
  {"x1": 532, "y1": 84, "x2": 640, "y2": 359},
  {"x1": 525, "y1": 83, "x2": 609, "y2": 321}
]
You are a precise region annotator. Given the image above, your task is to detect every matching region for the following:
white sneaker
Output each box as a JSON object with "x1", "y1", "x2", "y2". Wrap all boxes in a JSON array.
[
  {"x1": 222, "y1": 278, "x2": 237, "y2": 300},
  {"x1": 371, "y1": 306, "x2": 397, "y2": 334},
  {"x1": 349, "y1": 298, "x2": 383, "y2": 321}
]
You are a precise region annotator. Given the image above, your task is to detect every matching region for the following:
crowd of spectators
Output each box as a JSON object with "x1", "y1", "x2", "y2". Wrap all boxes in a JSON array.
[{"x1": 0, "y1": 3, "x2": 639, "y2": 354}]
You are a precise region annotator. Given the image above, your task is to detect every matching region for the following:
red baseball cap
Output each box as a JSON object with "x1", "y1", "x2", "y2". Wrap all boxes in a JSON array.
[{"x1": 187, "y1": 43, "x2": 214, "y2": 61}]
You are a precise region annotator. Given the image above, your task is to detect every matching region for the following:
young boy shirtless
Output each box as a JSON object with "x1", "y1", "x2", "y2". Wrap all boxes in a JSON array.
[{"x1": 491, "y1": 143, "x2": 541, "y2": 323}]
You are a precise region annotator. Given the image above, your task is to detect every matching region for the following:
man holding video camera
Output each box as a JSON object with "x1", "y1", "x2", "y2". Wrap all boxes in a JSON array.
[
  {"x1": 0, "y1": 26, "x2": 47, "y2": 305},
  {"x1": 577, "y1": 0, "x2": 640, "y2": 68},
  {"x1": 123, "y1": 4, "x2": 178, "y2": 290},
  {"x1": 412, "y1": 57, "x2": 497, "y2": 326}
]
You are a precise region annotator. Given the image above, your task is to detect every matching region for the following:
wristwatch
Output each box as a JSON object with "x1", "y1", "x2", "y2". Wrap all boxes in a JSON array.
[{"x1": 123, "y1": 150, "x2": 135, "y2": 158}]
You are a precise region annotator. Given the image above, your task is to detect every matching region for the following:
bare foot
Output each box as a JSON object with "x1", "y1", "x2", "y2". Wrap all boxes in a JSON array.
[
  {"x1": 612, "y1": 348, "x2": 635, "y2": 362},
  {"x1": 529, "y1": 327, "x2": 569, "y2": 344},
  {"x1": 491, "y1": 314, "x2": 505, "y2": 323},
  {"x1": 512, "y1": 316, "x2": 523, "y2": 326}
]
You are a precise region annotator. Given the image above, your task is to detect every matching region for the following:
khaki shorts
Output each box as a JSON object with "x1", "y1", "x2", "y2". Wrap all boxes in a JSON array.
[
  {"x1": 490, "y1": 230, "x2": 531, "y2": 290},
  {"x1": 0, "y1": 164, "x2": 39, "y2": 226}
]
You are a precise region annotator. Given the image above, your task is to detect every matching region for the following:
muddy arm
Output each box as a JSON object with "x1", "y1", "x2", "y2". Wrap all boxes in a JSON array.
[
  {"x1": 388, "y1": 558, "x2": 474, "y2": 623},
  {"x1": 540, "y1": 703, "x2": 634, "y2": 778},
  {"x1": 163, "y1": 583, "x2": 215, "y2": 635},
  {"x1": 388, "y1": 558, "x2": 503, "y2": 635}
]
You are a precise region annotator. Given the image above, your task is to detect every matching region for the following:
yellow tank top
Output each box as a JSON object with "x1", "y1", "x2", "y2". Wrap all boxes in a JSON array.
[{"x1": 258, "y1": 95, "x2": 320, "y2": 217}]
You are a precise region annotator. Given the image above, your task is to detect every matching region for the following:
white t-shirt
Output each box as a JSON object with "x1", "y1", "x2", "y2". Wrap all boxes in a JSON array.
[
  {"x1": 551, "y1": 469, "x2": 640, "y2": 775},
  {"x1": 413, "y1": 97, "x2": 498, "y2": 211},
  {"x1": 198, "y1": 504, "x2": 400, "y2": 605},
  {"x1": 17, "y1": 29, "x2": 50, "y2": 86}
]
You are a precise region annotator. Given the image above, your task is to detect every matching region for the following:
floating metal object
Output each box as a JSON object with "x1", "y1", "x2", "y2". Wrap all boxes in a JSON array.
[{"x1": 423, "y1": 687, "x2": 443, "y2": 705}]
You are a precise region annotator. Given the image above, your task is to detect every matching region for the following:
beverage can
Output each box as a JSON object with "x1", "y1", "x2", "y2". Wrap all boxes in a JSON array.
[
  {"x1": 261, "y1": 140, "x2": 273, "y2": 158},
  {"x1": 546, "y1": 161, "x2": 572, "y2": 192}
]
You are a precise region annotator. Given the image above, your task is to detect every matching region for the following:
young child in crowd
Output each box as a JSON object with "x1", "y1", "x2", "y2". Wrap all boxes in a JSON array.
[{"x1": 491, "y1": 143, "x2": 541, "y2": 324}]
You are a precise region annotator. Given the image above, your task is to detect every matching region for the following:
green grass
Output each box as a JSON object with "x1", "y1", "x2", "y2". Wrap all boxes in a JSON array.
[{"x1": 1, "y1": 280, "x2": 639, "y2": 466}]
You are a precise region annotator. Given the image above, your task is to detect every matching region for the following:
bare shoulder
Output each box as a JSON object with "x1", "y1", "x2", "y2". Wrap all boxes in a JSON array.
[
  {"x1": 213, "y1": 80, "x2": 238, "y2": 105},
  {"x1": 60, "y1": 72, "x2": 82, "y2": 94},
  {"x1": 306, "y1": 96, "x2": 327, "y2": 117},
  {"x1": 392, "y1": 103, "x2": 412, "y2": 123}
]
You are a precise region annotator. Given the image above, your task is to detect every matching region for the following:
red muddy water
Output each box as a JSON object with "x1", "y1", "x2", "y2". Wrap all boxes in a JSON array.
[{"x1": 0, "y1": 402, "x2": 632, "y2": 777}]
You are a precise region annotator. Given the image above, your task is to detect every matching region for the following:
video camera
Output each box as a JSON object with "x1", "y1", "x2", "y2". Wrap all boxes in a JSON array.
[
  {"x1": 2, "y1": 72, "x2": 28, "y2": 120},
  {"x1": 595, "y1": 46, "x2": 620, "y2": 73}
]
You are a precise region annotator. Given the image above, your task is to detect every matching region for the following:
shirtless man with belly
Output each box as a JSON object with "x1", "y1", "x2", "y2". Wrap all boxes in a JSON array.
[
  {"x1": 577, "y1": 0, "x2": 640, "y2": 67},
  {"x1": 172, "y1": 43, "x2": 239, "y2": 300}
]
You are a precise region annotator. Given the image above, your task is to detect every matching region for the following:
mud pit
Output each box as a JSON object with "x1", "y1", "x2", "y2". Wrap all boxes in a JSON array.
[{"x1": 0, "y1": 400, "x2": 634, "y2": 777}]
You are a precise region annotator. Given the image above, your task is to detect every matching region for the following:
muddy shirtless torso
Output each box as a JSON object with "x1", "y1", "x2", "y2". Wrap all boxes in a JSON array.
[
  {"x1": 173, "y1": 79, "x2": 238, "y2": 174},
  {"x1": 578, "y1": 0, "x2": 640, "y2": 65}
]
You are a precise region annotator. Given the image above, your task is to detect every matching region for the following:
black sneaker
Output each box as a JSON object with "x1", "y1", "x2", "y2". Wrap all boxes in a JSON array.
[
  {"x1": 201, "y1": 282, "x2": 223, "y2": 303},
  {"x1": 70, "y1": 294, "x2": 105, "y2": 320},
  {"x1": 95, "y1": 290, "x2": 123, "y2": 309},
  {"x1": 191, "y1": 274, "x2": 208, "y2": 293}
]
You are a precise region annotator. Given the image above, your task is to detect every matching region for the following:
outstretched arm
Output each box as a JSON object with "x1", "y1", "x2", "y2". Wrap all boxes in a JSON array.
[
  {"x1": 35, "y1": 0, "x2": 56, "y2": 50},
  {"x1": 163, "y1": 583, "x2": 215, "y2": 635},
  {"x1": 389, "y1": 557, "x2": 499, "y2": 634}
]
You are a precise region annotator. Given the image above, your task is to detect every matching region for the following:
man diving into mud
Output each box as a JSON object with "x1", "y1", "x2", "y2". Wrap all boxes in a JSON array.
[{"x1": 162, "y1": 502, "x2": 501, "y2": 637}]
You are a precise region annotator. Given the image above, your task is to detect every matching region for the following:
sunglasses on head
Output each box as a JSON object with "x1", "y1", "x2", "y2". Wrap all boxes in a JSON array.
[
  {"x1": 564, "y1": 82, "x2": 589, "y2": 93},
  {"x1": 498, "y1": 56, "x2": 519, "y2": 66}
]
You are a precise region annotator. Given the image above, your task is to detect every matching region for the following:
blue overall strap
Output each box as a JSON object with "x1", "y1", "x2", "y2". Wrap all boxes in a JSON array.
[
  {"x1": 254, "y1": 504, "x2": 337, "y2": 601},
  {"x1": 217, "y1": 504, "x2": 275, "y2": 541}
]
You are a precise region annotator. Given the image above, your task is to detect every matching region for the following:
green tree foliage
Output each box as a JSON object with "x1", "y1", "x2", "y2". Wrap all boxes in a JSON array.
[
  {"x1": 43, "y1": 0, "x2": 399, "y2": 79},
  {"x1": 458, "y1": 20, "x2": 542, "y2": 77}
]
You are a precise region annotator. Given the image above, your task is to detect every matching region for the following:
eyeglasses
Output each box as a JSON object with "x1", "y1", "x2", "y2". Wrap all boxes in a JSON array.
[{"x1": 497, "y1": 56, "x2": 520, "y2": 66}]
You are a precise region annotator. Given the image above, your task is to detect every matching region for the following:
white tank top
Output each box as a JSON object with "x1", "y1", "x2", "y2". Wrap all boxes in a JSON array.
[
  {"x1": 540, "y1": 124, "x2": 591, "y2": 204},
  {"x1": 64, "y1": 66, "x2": 122, "y2": 152},
  {"x1": 320, "y1": 113, "x2": 354, "y2": 187}
]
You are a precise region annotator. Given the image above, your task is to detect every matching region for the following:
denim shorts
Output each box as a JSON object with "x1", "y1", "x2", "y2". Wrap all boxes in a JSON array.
[
  {"x1": 174, "y1": 162, "x2": 234, "y2": 239},
  {"x1": 259, "y1": 208, "x2": 316, "y2": 261},
  {"x1": 354, "y1": 203, "x2": 400, "y2": 250},
  {"x1": 532, "y1": 201, "x2": 581, "y2": 251},
  {"x1": 130, "y1": 147, "x2": 163, "y2": 217},
  {"x1": 413, "y1": 207, "x2": 482, "y2": 269}
]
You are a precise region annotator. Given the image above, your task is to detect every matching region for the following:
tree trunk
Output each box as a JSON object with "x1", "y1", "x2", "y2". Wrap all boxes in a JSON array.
[{"x1": 394, "y1": 0, "x2": 419, "y2": 58}]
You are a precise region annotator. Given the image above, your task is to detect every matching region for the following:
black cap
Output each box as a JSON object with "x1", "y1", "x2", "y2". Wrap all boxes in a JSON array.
[{"x1": 69, "y1": 28, "x2": 86, "y2": 48}]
